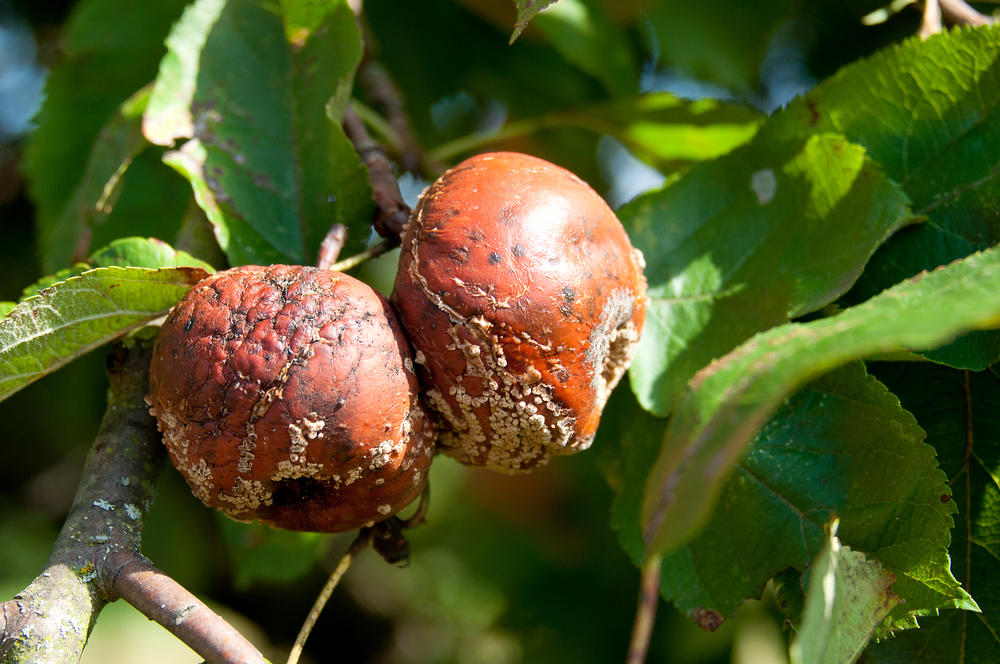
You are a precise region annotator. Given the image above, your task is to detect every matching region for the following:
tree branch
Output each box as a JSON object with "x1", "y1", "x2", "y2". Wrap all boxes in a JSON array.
[
  {"x1": 357, "y1": 61, "x2": 423, "y2": 174},
  {"x1": 0, "y1": 341, "x2": 267, "y2": 664},
  {"x1": 625, "y1": 554, "x2": 662, "y2": 664},
  {"x1": 343, "y1": 105, "x2": 410, "y2": 242},
  {"x1": 939, "y1": 0, "x2": 994, "y2": 25}
]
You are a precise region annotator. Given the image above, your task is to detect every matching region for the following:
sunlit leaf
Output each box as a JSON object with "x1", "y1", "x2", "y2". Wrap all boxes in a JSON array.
[
  {"x1": 144, "y1": 0, "x2": 372, "y2": 266},
  {"x1": 18, "y1": 238, "x2": 213, "y2": 303},
  {"x1": 510, "y1": 0, "x2": 560, "y2": 43},
  {"x1": 430, "y1": 92, "x2": 761, "y2": 172},
  {"x1": 642, "y1": 245, "x2": 1000, "y2": 558},
  {"x1": 0, "y1": 266, "x2": 208, "y2": 404},
  {"x1": 790, "y1": 522, "x2": 899, "y2": 664},
  {"x1": 777, "y1": 26, "x2": 1000, "y2": 369},
  {"x1": 88, "y1": 237, "x2": 215, "y2": 271},
  {"x1": 623, "y1": 131, "x2": 912, "y2": 416},
  {"x1": 606, "y1": 95, "x2": 761, "y2": 172}
]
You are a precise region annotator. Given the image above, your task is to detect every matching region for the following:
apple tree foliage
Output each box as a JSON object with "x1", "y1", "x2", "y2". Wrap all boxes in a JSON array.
[{"x1": 3, "y1": 0, "x2": 1000, "y2": 661}]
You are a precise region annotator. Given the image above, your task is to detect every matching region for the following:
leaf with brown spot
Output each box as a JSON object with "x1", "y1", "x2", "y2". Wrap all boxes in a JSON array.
[{"x1": 144, "y1": 0, "x2": 373, "y2": 267}]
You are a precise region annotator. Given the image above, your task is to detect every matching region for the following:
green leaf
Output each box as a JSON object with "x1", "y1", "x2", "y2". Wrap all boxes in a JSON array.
[
  {"x1": 862, "y1": 364, "x2": 1000, "y2": 662},
  {"x1": 18, "y1": 238, "x2": 213, "y2": 304},
  {"x1": 640, "y1": 365, "x2": 969, "y2": 630},
  {"x1": 217, "y1": 518, "x2": 327, "y2": 590},
  {"x1": 606, "y1": 95, "x2": 761, "y2": 172},
  {"x1": 88, "y1": 237, "x2": 215, "y2": 271},
  {"x1": 90, "y1": 148, "x2": 193, "y2": 260},
  {"x1": 510, "y1": 0, "x2": 560, "y2": 43},
  {"x1": 531, "y1": 0, "x2": 637, "y2": 97},
  {"x1": 366, "y1": 0, "x2": 606, "y2": 182},
  {"x1": 0, "y1": 304, "x2": 14, "y2": 319},
  {"x1": 430, "y1": 92, "x2": 761, "y2": 172},
  {"x1": 19, "y1": 265, "x2": 91, "y2": 303},
  {"x1": 591, "y1": 385, "x2": 667, "y2": 566},
  {"x1": 144, "y1": 0, "x2": 373, "y2": 267},
  {"x1": 622, "y1": 131, "x2": 912, "y2": 416},
  {"x1": 597, "y1": 366, "x2": 967, "y2": 632},
  {"x1": 0, "y1": 266, "x2": 208, "y2": 404},
  {"x1": 641, "y1": 244, "x2": 1000, "y2": 558},
  {"x1": 645, "y1": 0, "x2": 792, "y2": 93},
  {"x1": 21, "y1": 0, "x2": 189, "y2": 273},
  {"x1": 776, "y1": 26, "x2": 1000, "y2": 369},
  {"x1": 790, "y1": 522, "x2": 899, "y2": 664},
  {"x1": 35, "y1": 86, "x2": 151, "y2": 273}
]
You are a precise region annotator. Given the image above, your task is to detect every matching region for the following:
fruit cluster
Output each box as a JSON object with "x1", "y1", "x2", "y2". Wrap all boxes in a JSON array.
[{"x1": 148, "y1": 152, "x2": 647, "y2": 533}]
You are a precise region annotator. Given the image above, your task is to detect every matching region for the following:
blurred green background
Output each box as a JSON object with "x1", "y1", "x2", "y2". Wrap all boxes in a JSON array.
[{"x1": 0, "y1": 0, "x2": 943, "y2": 661}]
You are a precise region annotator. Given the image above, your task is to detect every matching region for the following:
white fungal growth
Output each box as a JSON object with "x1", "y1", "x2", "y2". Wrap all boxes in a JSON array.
[
  {"x1": 377, "y1": 504, "x2": 392, "y2": 515},
  {"x1": 236, "y1": 430, "x2": 257, "y2": 474},
  {"x1": 369, "y1": 440, "x2": 396, "y2": 470},
  {"x1": 402, "y1": 216, "x2": 585, "y2": 472},
  {"x1": 92, "y1": 499, "x2": 114, "y2": 511},
  {"x1": 124, "y1": 503, "x2": 141, "y2": 520},
  {"x1": 585, "y1": 288, "x2": 640, "y2": 411},
  {"x1": 218, "y1": 477, "x2": 271, "y2": 512}
]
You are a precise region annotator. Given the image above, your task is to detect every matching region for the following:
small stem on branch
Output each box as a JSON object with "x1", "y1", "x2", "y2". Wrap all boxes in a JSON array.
[
  {"x1": 317, "y1": 223, "x2": 349, "y2": 270},
  {"x1": 327, "y1": 237, "x2": 396, "y2": 273},
  {"x1": 625, "y1": 554, "x2": 663, "y2": 664},
  {"x1": 358, "y1": 61, "x2": 426, "y2": 174},
  {"x1": 286, "y1": 531, "x2": 372, "y2": 664},
  {"x1": 920, "y1": 0, "x2": 943, "y2": 37}
]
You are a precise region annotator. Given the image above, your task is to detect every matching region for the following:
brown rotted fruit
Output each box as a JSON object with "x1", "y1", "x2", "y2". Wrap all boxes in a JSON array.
[
  {"x1": 148, "y1": 264, "x2": 435, "y2": 532},
  {"x1": 391, "y1": 151, "x2": 647, "y2": 472}
]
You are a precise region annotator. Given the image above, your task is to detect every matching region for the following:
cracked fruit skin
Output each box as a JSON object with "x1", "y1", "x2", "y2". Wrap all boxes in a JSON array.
[
  {"x1": 148, "y1": 265, "x2": 435, "y2": 533},
  {"x1": 391, "y1": 151, "x2": 647, "y2": 472}
]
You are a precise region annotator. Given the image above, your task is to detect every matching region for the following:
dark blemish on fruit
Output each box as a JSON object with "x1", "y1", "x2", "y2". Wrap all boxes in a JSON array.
[
  {"x1": 271, "y1": 477, "x2": 327, "y2": 507},
  {"x1": 489, "y1": 252, "x2": 502, "y2": 265},
  {"x1": 562, "y1": 286, "x2": 576, "y2": 302},
  {"x1": 512, "y1": 244, "x2": 525, "y2": 257},
  {"x1": 184, "y1": 317, "x2": 195, "y2": 332}
]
